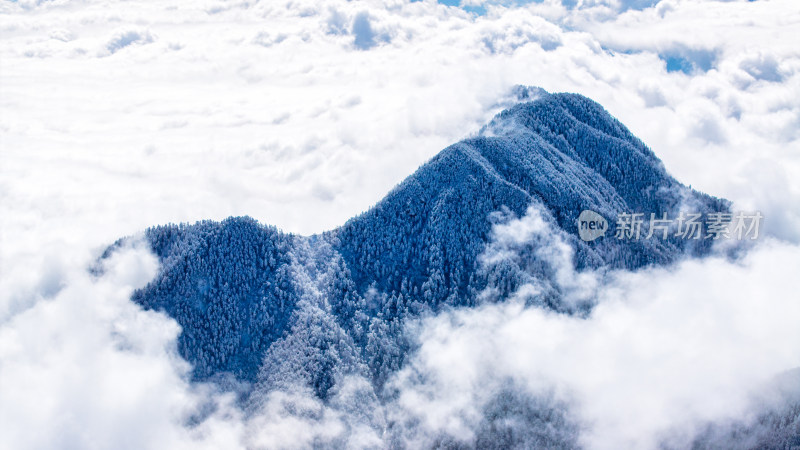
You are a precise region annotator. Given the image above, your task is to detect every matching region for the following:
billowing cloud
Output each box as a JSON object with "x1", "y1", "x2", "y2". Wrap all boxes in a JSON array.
[
  {"x1": 0, "y1": 0, "x2": 798, "y2": 448},
  {"x1": 389, "y1": 207, "x2": 800, "y2": 449}
]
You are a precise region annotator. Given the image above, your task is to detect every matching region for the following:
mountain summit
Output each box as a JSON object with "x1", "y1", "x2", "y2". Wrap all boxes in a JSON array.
[{"x1": 115, "y1": 88, "x2": 727, "y2": 396}]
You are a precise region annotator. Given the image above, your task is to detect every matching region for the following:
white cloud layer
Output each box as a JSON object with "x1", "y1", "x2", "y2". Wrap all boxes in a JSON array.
[{"x1": 1, "y1": 0, "x2": 798, "y2": 448}]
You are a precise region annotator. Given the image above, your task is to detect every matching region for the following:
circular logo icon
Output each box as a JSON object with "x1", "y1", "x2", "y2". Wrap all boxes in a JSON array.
[{"x1": 577, "y1": 210, "x2": 608, "y2": 241}]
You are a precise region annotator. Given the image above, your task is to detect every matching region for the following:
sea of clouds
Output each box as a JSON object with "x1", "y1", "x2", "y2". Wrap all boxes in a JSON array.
[{"x1": 1, "y1": 0, "x2": 799, "y2": 448}]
